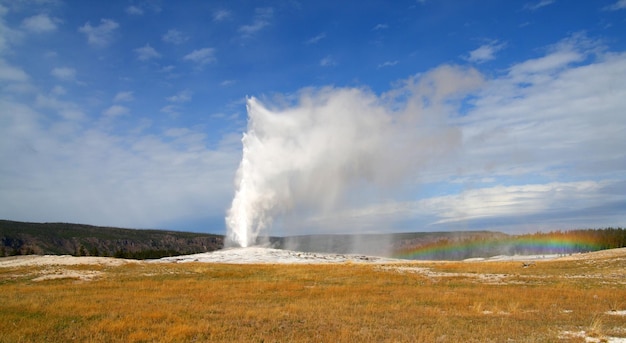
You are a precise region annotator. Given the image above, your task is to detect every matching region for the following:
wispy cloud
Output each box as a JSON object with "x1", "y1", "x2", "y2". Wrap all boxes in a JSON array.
[
  {"x1": 50, "y1": 67, "x2": 76, "y2": 81},
  {"x1": 134, "y1": 43, "x2": 160, "y2": 61},
  {"x1": 420, "y1": 181, "x2": 608, "y2": 224},
  {"x1": 183, "y1": 48, "x2": 216, "y2": 66},
  {"x1": 162, "y1": 29, "x2": 188, "y2": 44},
  {"x1": 35, "y1": 94, "x2": 84, "y2": 120},
  {"x1": 305, "y1": 32, "x2": 326, "y2": 44},
  {"x1": 0, "y1": 9, "x2": 24, "y2": 52},
  {"x1": 166, "y1": 90, "x2": 192, "y2": 103},
  {"x1": 50, "y1": 85, "x2": 66, "y2": 96},
  {"x1": 508, "y1": 44, "x2": 584, "y2": 79},
  {"x1": 320, "y1": 56, "x2": 337, "y2": 67},
  {"x1": 377, "y1": 60, "x2": 398, "y2": 68},
  {"x1": 463, "y1": 40, "x2": 506, "y2": 64},
  {"x1": 160, "y1": 65, "x2": 175, "y2": 73},
  {"x1": 337, "y1": 180, "x2": 622, "y2": 230},
  {"x1": 372, "y1": 23, "x2": 388, "y2": 31},
  {"x1": 78, "y1": 19, "x2": 119, "y2": 47},
  {"x1": 161, "y1": 90, "x2": 192, "y2": 117},
  {"x1": 21, "y1": 14, "x2": 60, "y2": 33},
  {"x1": 125, "y1": 2, "x2": 161, "y2": 15},
  {"x1": 113, "y1": 91, "x2": 134, "y2": 102},
  {"x1": 0, "y1": 59, "x2": 29, "y2": 82},
  {"x1": 160, "y1": 104, "x2": 181, "y2": 117},
  {"x1": 213, "y1": 9, "x2": 231, "y2": 21},
  {"x1": 524, "y1": 0, "x2": 555, "y2": 11},
  {"x1": 0, "y1": 97, "x2": 238, "y2": 229},
  {"x1": 239, "y1": 7, "x2": 273, "y2": 37},
  {"x1": 125, "y1": 5, "x2": 143, "y2": 15},
  {"x1": 453, "y1": 36, "x2": 626, "y2": 200},
  {"x1": 604, "y1": 0, "x2": 626, "y2": 10},
  {"x1": 102, "y1": 105, "x2": 129, "y2": 118}
]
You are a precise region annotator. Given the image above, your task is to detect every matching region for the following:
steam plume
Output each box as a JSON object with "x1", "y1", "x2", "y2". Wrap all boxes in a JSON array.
[{"x1": 226, "y1": 65, "x2": 483, "y2": 247}]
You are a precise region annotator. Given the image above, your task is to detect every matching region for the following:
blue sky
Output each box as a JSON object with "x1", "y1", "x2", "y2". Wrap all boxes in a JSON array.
[{"x1": 1, "y1": 0, "x2": 625, "y2": 235}]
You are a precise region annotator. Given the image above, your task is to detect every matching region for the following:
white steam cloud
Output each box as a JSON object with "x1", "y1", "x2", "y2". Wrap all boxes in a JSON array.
[{"x1": 226, "y1": 65, "x2": 484, "y2": 247}]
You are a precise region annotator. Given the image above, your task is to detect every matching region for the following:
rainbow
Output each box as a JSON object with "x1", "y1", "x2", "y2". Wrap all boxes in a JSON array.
[{"x1": 392, "y1": 236, "x2": 603, "y2": 260}]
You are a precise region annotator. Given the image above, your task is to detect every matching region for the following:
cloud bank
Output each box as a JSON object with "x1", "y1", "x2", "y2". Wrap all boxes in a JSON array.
[
  {"x1": 226, "y1": 35, "x2": 626, "y2": 242},
  {"x1": 0, "y1": 9, "x2": 624, "y2": 237}
]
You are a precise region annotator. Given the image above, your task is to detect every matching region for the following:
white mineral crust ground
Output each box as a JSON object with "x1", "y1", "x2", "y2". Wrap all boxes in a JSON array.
[{"x1": 154, "y1": 247, "x2": 404, "y2": 264}]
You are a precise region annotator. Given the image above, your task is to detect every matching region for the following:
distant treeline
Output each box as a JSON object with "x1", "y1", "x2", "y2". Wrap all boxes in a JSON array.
[
  {"x1": 0, "y1": 220, "x2": 224, "y2": 259},
  {"x1": 1, "y1": 219, "x2": 625, "y2": 260},
  {"x1": 394, "y1": 228, "x2": 626, "y2": 260}
]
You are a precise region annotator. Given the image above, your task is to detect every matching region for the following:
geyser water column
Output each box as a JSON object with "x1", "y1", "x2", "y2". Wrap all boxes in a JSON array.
[
  {"x1": 225, "y1": 99, "x2": 267, "y2": 247},
  {"x1": 225, "y1": 66, "x2": 484, "y2": 248},
  {"x1": 225, "y1": 91, "x2": 396, "y2": 247}
]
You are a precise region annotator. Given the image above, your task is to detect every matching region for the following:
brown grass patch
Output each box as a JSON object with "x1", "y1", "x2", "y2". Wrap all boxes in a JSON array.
[{"x1": 0, "y1": 251, "x2": 625, "y2": 342}]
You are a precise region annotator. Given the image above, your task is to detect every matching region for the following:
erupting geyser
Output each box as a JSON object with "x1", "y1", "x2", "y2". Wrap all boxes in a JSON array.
[{"x1": 225, "y1": 66, "x2": 483, "y2": 247}]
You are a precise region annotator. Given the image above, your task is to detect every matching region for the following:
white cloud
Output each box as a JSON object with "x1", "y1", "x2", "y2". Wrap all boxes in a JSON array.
[
  {"x1": 35, "y1": 94, "x2": 84, "y2": 120},
  {"x1": 1, "y1": 27, "x2": 625, "y2": 235},
  {"x1": 508, "y1": 50, "x2": 583, "y2": 81},
  {"x1": 160, "y1": 104, "x2": 181, "y2": 117},
  {"x1": 0, "y1": 98, "x2": 239, "y2": 229},
  {"x1": 524, "y1": 0, "x2": 555, "y2": 11},
  {"x1": 0, "y1": 59, "x2": 29, "y2": 81},
  {"x1": 126, "y1": 5, "x2": 143, "y2": 15},
  {"x1": 78, "y1": 19, "x2": 119, "y2": 47},
  {"x1": 134, "y1": 43, "x2": 160, "y2": 61},
  {"x1": 420, "y1": 181, "x2": 608, "y2": 224},
  {"x1": 164, "y1": 127, "x2": 191, "y2": 137},
  {"x1": 452, "y1": 37, "x2": 626, "y2": 192},
  {"x1": 21, "y1": 14, "x2": 60, "y2": 33},
  {"x1": 166, "y1": 90, "x2": 192, "y2": 103},
  {"x1": 327, "y1": 180, "x2": 623, "y2": 231},
  {"x1": 0, "y1": 8, "x2": 24, "y2": 52},
  {"x1": 113, "y1": 91, "x2": 134, "y2": 102},
  {"x1": 213, "y1": 9, "x2": 231, "y2": 21},
  {"x1": 125, "y1": 2, "x2": 160, "y2": 15},
  {"x1": 320, "y1": 56, "x2": 336, "y2": 67},
  {"x1": 50, "y1": 67, "x2": 76, "y2": 81},
  {"x1": 464, "y1": 41, "x2": 506, "y2": 63},
  {"x1": 305, "y1": 32, "x2": 326, "y2": 44},
  {"x1": 162, "y1": 89, "x2": 194, "y2": 117},
  {"x1": 604, "y1": 0, "x2": 626, "y2": 10},
  {"x1": 239, "y1": 7, "x2": 273, "y2": 37},
  {"x1": 160, "y1": 65, "x2": 175, "y2": 73},
  {"x1": 162, "y1": 29, "x2": 188, "y2": 44},
  {"x1": 183, "y1": 48, "x2": 216, "y2": 65},
  {"x1": 377, "y1": 60, "x2": 398, "y2": 68},
  {"x1": 102, "y1": 105, "x2": 129, "y2": 118},
  {"x1": 372, "y1": 24, "x2": 388, "y2": 31},
  {"x1": 50, "y1": 85, "x2": 66, "y2": 96}
]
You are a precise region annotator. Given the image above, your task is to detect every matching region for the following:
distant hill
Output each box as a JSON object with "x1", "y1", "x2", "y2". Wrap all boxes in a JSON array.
[
  {"x1": 2, "y1": 220, "x2": 624, "y2": 260},
  {"x1": 0, "y1": 220, "x2": 506, "y2": 259},
  {"x1": 269, "y1": 228, "x2": 625, "y2": 259},
  {"x1": 270, "y1": 231, "x2": 508, "y2": 257},
  {"x1": 0, "y1": 220, "x2": 223, "y2": 259}
]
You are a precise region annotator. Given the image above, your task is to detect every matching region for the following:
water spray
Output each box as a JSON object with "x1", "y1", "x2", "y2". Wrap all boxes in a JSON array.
[{"x1": 225, "y1": 66, "x2": 483, "y2": 247}]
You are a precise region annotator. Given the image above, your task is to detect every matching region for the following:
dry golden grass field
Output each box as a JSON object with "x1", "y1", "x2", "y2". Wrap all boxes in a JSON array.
[{"x1": 1, "y1": 249, "x2": 625, "y2": 342}]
